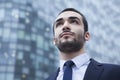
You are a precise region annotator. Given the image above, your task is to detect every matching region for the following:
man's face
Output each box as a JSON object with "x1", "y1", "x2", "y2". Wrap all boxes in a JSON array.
[{"x1": 53, "y1": 11, "x2": 86, "y2": 53}]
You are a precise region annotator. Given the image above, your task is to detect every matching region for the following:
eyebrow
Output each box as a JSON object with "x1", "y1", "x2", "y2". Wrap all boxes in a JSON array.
[
  {"x1": 68, "y1": 16, "x2": 81, "y2": 21},
  {"x1": 53, "y1": 16, "x2": 81, "y2": 27},
  {"x1": 55, "y1": 18, "x2": 63, "y2": 23},
  {"x1": 55, "y1": 16, "x2": 80, "y2": 23}
]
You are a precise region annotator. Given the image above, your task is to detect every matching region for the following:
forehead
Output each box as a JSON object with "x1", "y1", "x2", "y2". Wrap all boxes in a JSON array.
[{"x1": 55, "y1": 11, "x2": 83, "y2": 21}]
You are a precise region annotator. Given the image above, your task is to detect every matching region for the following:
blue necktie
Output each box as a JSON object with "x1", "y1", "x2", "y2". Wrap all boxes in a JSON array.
[{"x1": 63, "y1": 60, "x2": 74, "y2": 80}]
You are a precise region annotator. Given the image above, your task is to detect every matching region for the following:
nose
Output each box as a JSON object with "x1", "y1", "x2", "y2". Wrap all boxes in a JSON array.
[{"x1": 62, "y1": 22, "x2": 71, "y2": 32}]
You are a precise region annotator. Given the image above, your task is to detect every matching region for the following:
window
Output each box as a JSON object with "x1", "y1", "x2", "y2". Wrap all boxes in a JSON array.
[
  {"x1": 19, "y1": 11, "x2": 26, "y2": 18},
  {"x1": 17, "y1": 51, "x2": 23, "y2": 60},
  {"x1": 22, "y1": 67, "x2": 29, "y2": 74},
  {"x1": 31, "y1": 33, "x2": 36, "y2": 41},
  {"x1": 9, "y1": 43, "x2": 17, "y2": 49},
  {"x1": 11, "y1": 32, "x2": 17, "y2": 39},
  {"x1": 0, "y1": 28, "x2": 3, "y2": 37},
  {"x1": 0, "y1": 66, "x2": 6, "y2": 72},
  {"x1": 44, "y1": 41, "x2": 49, "y2": 51},
  {"x1": 24, "y1": 45, "x2": 30, "y2": 51},
  {"x1": 4, "y1": 22, "x2": 11, "y2": 28},
  {"x1": 0, "y1": 9, "x2": 5, "y2": 21},
  {"x1": 6, "y1": 73, "x2": 14, "y2": 80},
  {"x1": 18, "y1": 30, "x2": 25, "y2": 39},
  {"x1": 17, "y1": 44, "x2": 24, "y2": 50},
  {"x1": 2, "y1": 28, "x2": 10, "y2": 41},
  {"x1": 7, "y1": 66, "x2": 15, "y2": 72},
  {"x1": 11, "y1": 9, "x2": 19, "y2": 19},
  {"x1": 25, "y1": 34, "x2": 31, "y2": 41},
  {"x1": 11, "y1": 23, "x2": 18, "y2": 28},
  {"x1": 36, "y1": 35, "x2": 44, "y2": 49},
  {"x1": 0, "y1": 73, "x2": 5, "y2": 80}
]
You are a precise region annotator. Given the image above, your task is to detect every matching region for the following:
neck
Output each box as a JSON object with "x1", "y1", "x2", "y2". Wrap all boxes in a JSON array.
[{"x1": 60, "y1": 47, "x2": 85, "y2": 61}]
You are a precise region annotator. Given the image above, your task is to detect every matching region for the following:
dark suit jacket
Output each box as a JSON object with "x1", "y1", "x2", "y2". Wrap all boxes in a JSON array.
[{"x1": 47, "y1": 59, "x2": 120, "y2": 80}]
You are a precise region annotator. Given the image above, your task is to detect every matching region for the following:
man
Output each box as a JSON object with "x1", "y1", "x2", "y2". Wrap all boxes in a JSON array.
[{"x1": 47, "y1": 8, "x2": 120, "y2": 80}]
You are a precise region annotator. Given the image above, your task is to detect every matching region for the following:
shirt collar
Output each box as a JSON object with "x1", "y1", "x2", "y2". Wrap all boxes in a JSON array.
[
  {"x1": 72, "y1": 53, "x2": 90, "y2": 69},
  {"x1": 59, "y1": 53, "x2": 90, "y2": 71}
]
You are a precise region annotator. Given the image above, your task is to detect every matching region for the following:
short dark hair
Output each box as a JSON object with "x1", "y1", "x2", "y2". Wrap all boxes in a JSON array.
[{"x1": 56, "y1": 8, "x2": 88, "y2": 32}]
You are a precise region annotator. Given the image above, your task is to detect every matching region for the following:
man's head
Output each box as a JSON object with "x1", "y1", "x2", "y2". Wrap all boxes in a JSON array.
[{"x1": 53, "y1": 8, "x2": 90, "y2": 53}]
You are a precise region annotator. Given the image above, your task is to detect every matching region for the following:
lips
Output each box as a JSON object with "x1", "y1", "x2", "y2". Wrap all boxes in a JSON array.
[{"x1": 59, "y1": 32, "x2": 74, "y2": 38}]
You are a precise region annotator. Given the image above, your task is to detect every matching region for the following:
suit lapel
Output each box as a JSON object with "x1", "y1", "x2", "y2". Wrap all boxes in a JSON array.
[
  {"x1": 47, "y1": 68, "x2": 60, "y2": 80},
  {"x1": 83, "y1": 59, "x2": 104, "y2": 80}
]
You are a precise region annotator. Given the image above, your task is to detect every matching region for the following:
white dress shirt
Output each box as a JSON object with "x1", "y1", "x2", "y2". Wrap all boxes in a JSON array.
[{"x1": 57, "y1": 53, "x2": 90, "y2": 80}]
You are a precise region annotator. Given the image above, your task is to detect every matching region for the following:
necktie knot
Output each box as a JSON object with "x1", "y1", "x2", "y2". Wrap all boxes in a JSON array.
[
  {"x1": 63, "y1": 60, "x2": 74, "y2": 80},
  {"x1": 64, "y1": 60, "x2": 74, "y2": 67}
]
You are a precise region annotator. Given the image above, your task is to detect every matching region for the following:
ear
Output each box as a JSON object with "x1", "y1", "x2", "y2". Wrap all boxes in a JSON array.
[{"x1": 84, "y1": 32, "x2": 90, "y2": 41}]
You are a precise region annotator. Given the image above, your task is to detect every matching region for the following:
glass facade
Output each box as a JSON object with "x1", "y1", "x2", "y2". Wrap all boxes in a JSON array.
[
  {"x1": 0, "y1": 0, "x2": 120, "y2": 80},
  {"x1": 0, "y1": 0, "x2": 58, "y2": 80}
]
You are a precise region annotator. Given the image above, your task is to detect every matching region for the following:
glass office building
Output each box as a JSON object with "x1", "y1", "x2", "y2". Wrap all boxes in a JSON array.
[
  {"x1": 0, "y1": 0, "x2": 120, "y2": 80},
  {"x1": 0, "y1": 0, "x2": 58, "y2": 80}
]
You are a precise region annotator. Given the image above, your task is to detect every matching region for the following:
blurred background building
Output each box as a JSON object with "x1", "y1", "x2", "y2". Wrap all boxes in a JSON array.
[{"x1": 0, "y1": 0, "x2": 120, "y2": 80}]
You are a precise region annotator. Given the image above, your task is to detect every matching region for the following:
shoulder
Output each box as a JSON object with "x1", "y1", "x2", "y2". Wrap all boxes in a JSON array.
[
  {"x1": 102, "y1": 62, "x2": 120, "y2": 72},
  {"x1": 99, "y1": 61, "x2": 120, "y2": 79},
  {"x1": 91, "y1": 58, "x2": 120, "y2": 66},
  {"x1": 103, "y1": 63, "x2": 120, "y2": 68},
  {"x1": 83, "y1": 59, "x2": 120, "y2": 80},
  {"x1": 91, "y1": 59, "x2": 120, "y2": 73}
]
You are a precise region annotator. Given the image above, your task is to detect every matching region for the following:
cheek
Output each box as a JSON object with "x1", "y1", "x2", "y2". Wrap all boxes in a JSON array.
[
  {"x1": 71, "y1": 25, "x2": 84, "y2": 32},
  {"x1": 75, "y1": 29, "x2": 85, "y2": 38},
  {"x1": 54, "y1": 28, "x2": 62, "y2": 38},
  {"x1": 74, "y1": 28, "x2": 84, "y2": 34}
]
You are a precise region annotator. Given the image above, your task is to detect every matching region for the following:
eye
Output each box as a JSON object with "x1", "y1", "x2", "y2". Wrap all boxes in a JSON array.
[
  {"x1": 55, "y1": 21, "x2": 63, "y2": 28},
  {"x1": 70, "y1": 19, "x2": 79, "y2": 24}
]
